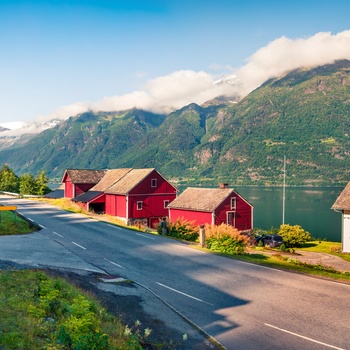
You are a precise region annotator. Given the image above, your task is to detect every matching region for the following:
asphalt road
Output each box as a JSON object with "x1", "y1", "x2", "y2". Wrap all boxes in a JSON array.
[{"x1": 1, "y1": 195, "x2": 350, "y2": 350}]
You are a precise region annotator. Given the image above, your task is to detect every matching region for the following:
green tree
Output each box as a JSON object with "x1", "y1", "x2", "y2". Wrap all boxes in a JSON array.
[
  {"x1": 0, "y1": 164, "x2": 19, "y2": 193},
  {"x1": 20, "y1": 173, "x2": 37, "y2": 195},
  {"x1": 278, "y1": 224, "x2": 311, "y2": 248},
  {"x1": 36, "y1": 170, "x2": 51, "y2": 195}
]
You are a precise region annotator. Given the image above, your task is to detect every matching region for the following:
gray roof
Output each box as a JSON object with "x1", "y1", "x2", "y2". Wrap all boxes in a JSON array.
[
  {"x1": 105, "y1": 168, "x2": 155, "y2": 195},
  {"x1": 167, "y1": 187, "x2": 235, "y2": 212},
  {"x1": 73, "y1": 191, "x2": 103, "y2": 203},
  {"x1": 64, "y1": 169, "x2": 107, "y2": 184},
  {"x1": 332, "y1": 181, "x2": 350, "y2": 210},
  {"x1": 90, "y1": 169, "x2": 132, "y2": 191}
]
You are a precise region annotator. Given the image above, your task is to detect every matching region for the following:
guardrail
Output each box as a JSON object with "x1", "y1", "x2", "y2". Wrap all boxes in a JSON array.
[{"x1": 0, "y1": 191, "x2": 42, "y2": 198}]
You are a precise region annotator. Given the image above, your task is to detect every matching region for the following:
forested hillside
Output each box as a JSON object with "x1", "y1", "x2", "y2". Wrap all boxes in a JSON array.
[{"x1": 0, "y1": 60, "x2": 349, "y2": 186}]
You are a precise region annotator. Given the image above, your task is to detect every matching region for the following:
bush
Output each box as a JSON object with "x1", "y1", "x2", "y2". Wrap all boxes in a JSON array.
[
  {"x1": 205, "y1": 223, "x2": 250, "y2": 255},
  {"x1": 158, "y1": 217, "x2": 199, "y2": 241},
  {"x1": 278, "y1": 224, "x2": 311, "y2": 248}
]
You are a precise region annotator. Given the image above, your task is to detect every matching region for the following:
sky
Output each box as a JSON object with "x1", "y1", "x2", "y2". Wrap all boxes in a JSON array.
[{"x1": 1, "y1": 0, "x2": 350, "y2": 132}]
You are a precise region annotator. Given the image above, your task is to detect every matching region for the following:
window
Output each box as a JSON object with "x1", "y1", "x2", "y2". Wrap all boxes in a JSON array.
[
  {"x1": 230, "y1": 197, "x2": 236, "y2": 210},
  {"x1": 151, "y1": 178, "x2": 157, "y2": 187},
  {"x1": 164, "y1": 200, "x2": 170, "y2": 208},
  {"x1": 137, "y1": 201, "x2": 143, "y2": 210}
]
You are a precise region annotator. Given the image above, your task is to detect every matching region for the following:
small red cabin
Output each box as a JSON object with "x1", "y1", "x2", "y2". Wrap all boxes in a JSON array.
[
  {"x1": 167, "y1": 186, "x2": 253, "y2": 231},
  {"x1": 62, "y1": 169, "x2": 107, "y2": 199}
]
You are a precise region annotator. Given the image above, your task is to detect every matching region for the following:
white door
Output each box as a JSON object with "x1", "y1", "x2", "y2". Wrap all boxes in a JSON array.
[{"x1": 343, "y1": 214, "x2": 350, "y2": 253}]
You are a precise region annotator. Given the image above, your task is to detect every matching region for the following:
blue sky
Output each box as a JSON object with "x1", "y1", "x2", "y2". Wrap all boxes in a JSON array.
[{"x1": 1, "y1": 0, "x2": 350, "y2": 127}]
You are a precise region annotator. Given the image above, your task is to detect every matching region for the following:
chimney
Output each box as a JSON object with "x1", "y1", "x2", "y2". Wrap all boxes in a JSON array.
[{"x1": 219, "y1": 183, "x2": 228, "y2": 189}]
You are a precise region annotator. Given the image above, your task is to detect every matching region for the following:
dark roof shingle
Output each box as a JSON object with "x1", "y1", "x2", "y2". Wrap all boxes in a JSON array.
[
  {"x1": 106, "y1": 168, "x2": 155, "y2": 194},
  {"x1": 332, "y1": 181, "x2": 350, "y2": 210},
  {"x1": 90, "y1": 169, "x2": 132, "y2": 191},
  {"x1": 65, "y1": 169, "x2": 107, "y2": 184},
  {"x1": 167, "y1": 187, "x2": 235, "y2": 211}
]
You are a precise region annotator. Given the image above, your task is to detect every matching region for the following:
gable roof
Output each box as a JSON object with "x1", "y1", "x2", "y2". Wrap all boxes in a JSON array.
[
  {"x1": 106, "y1": 168, "x2": 155, "y2": 195},
  {"x1": 167, "y1": 187, "x2": 235, "y2": 212},
  {"x1": 90, "y1": 169, "x2": 132, "y2": 191},
  {"x1": 332, "y1": 181, "x2": 350, "y2": 210},
  {"x1": 63, "y1": 169, "x2": 107, "y2": 184}
]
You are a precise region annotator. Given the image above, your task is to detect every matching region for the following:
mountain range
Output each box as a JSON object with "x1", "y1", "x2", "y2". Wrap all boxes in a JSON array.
[{"x1": 1, "y1": 60, "x2": 350, "y2": 186}]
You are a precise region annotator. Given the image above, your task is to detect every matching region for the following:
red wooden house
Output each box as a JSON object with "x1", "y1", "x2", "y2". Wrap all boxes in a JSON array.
[
  {"x1": 167, "y1": 186, "x2": 253, "y2": 231},
  {"x1": 104, "y1": 168, "x2": 177, "y2": 227},
  {"x1": 72, "y1": 168, "x2": 177, "y2": 228},
  {"x1": 62, "y1": 169, "x2": 107, "y2": 199},
  {"x1": 72, "y1": 168, "x2": 132, "y2": 212}
]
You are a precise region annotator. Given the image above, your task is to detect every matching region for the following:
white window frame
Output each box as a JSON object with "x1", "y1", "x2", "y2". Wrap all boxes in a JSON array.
[
  {"x1": 227, "y1": 211, "x2": 236, "y2": 227},
  {"x1": 137, "y1": 201, "x2": 143, "y2": 210},
  {"x1": 230, "y1": 197, "x2": 236, "y2": 210},
  {"x1": 151, "y1": 178, "x2": 157, "y2": 187},
  {"x1": 164, "y1": 200, "x2": 170, "y2": 208}
]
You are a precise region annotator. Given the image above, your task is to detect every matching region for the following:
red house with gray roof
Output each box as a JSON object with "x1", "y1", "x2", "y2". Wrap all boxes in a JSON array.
[
  {"x1": 332, "y1": 181, "x2": 350, "y2": 253},
  {"x1": 73, "y1": 168, "x2": 177, "y2": 228},
  {"x1": 62, "y1": 169, "x2": 107, "y2": 199},
  {"x1": 167, "y1": 185, "x2": 253, "y2": 231}
]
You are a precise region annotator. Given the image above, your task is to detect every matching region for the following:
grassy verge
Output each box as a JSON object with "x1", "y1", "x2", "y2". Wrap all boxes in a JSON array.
[
  {"x1": 0, "y1": 269, "x2": 145, "y2": 350},
  {"x1": 0, "y1": 210, "x2": 37, "y2": 235},
  {"x1": 236, "y1": 251, "x2": 350, "y2": 280}
]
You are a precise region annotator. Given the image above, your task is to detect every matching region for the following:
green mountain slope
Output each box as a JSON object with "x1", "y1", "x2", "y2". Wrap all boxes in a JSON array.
[
  {"x1": 0, "y1": 60, "x2": 349, "y2": 186},
  {"x1": 0, "y1": 110, "x2": 166, "y2": 179}
]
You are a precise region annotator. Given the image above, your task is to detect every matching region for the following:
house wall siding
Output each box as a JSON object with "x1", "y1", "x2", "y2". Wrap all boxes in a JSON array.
[
  {"x1": 214, "y1": 193, "x2": 252, "y2": 230},
  {"x1": 75, "y1": 184, "x2": 95, "y2": 197},
  {"x1": 169, "y1": 208, "x2": 212, "y2": 225},
  {"x1": 105, "y1": 194, "x2": 127, "y2": 217},
  {"x1": 129, "y1": 194, "x2": 176, "y2": 219},
  {"x1": 131, "y1": 171, "x2": 177, "y2": 195},
  {"x1": 65, "y1": 180, "x2": 73, "y2": 198}
]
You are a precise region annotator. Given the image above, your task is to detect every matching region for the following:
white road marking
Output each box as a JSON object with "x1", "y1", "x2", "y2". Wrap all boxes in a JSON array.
[
  {"x1": 264, "y1": 323, "x2": 345, "y2": 350},
  {"x1": 72, "y1": 241, "x2": 86, "y2": 250},
  {"x1": 136, "y1": 233, "x2": 155, "y2": 240},
  {"x1": 27, "y1": 218, "x2": 34, "y2": 222},
  {"x1": 104, "y1": 258, "x2": 123, "y2": 268},
  {"x1": 108, "y1": 224, "x2": 121, "y2": 229},
  {"x1": 156, "y1": 282, "x2": 213, "y2": 305},
  {"x1": 39, "y1": 224, "x2": 46, "y2": 229},
  {"x1": 53, "y1": 231, "x2": 63, "y2": 238}
]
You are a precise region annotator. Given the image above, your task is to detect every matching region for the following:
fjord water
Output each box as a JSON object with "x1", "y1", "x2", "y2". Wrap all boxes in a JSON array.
[{"x1": 235, "y1": 186, "x2": 343, "y2": 242}]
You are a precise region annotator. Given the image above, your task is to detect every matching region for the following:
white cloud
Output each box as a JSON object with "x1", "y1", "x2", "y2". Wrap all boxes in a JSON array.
[
  {"x1": 235, "y1": 30, "x2": 350, "y2": 95},
  {"x1": 8, "y1": 30, "x2": 350, "y2": 136}
]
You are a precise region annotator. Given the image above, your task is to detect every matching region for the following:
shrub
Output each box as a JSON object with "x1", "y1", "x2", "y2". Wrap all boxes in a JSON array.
[
  {"x1": 205, "y1": 223, "x2": 250, "y2": 255},
  {"x1": 278, "y1": 224, "x2": 311, "y2": 248},
  {"x1": 157, "y1": 217, "x2": 199, "y2": 241}
]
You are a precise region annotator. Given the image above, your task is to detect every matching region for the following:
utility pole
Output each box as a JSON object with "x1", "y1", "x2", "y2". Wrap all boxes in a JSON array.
[{"x1": 282, "y1": 156, "x2": 286, "y2": 225}]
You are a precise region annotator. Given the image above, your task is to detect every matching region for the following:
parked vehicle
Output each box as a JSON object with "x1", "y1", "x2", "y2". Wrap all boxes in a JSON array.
[{"x1": 255, "y1": 234, "x2": 284, "y2": 248}]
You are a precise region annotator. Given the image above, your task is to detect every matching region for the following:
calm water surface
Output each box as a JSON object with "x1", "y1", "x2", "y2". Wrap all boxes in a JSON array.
[{"x1": 235, "y1": 186, "x2": 343, "y2": 242}]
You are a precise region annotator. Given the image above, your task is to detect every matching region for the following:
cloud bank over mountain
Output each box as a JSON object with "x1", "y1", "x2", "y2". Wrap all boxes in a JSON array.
[{"x1": 5, "y1": 30, "x2": 350, "y2": 135}]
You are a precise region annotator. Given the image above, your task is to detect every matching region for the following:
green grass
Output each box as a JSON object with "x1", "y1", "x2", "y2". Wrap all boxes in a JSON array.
[
  {"x1": 0, "y1": 269, "x2": 144, "y2": 350},
  {"x1": 298, "y1": 240, "x2": 350, "y2": 263},
  {"x1": 0, "y1": 210, "x2": 36, "y2": 235}
]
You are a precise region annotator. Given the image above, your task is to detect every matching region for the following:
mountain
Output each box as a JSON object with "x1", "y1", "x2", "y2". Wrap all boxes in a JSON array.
[{"x1": 0, "y1": 60, "x2": 349, "y2": 186}]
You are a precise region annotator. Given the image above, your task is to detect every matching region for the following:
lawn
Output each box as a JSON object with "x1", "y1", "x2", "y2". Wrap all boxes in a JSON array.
[
  {"x1": 0, "y1": 269, "x2": 144, "y2": 349},
  {"x1": 0, "y1": 209, "x2": 37, "y2": 235}
]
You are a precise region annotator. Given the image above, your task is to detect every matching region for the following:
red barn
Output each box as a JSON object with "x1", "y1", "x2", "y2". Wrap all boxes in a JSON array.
[
  {"x1": 62, "y1": 169, "x2": 107, "y2": 199},
  {"x1": 73, "y1": 168, "x2": 132, "y2": 212},
  {"x1": 73, "y1": 168, "x2": 177, "y2": 228},
  {"x1": 167, "y1": 186, "x2": 253, "y2": 231}
]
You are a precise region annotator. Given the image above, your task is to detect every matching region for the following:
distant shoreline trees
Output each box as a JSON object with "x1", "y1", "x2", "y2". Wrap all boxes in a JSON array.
[{"x1": 0, "y1": 164, "x2": 51, "y2": 196}]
